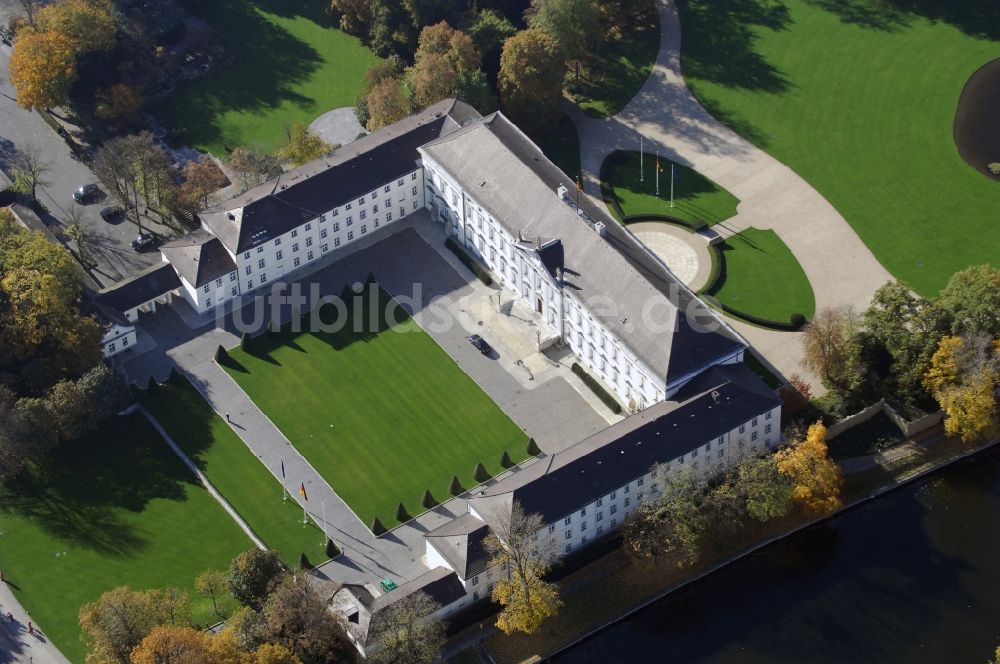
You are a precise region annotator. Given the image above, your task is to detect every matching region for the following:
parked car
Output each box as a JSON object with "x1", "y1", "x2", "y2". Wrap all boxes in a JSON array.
[
  {"x1": 468, "y1": 334, "x2": 492, "y2": 355},
  {"x1": 99, "y1": 205, "x2": 124, "y2": 222},
  {"x1": 72, "y1": 183, "x2": 100, "y2": 203},
  {"x1": 130, "y1": 233, "x2": 157, "y2": 252}
]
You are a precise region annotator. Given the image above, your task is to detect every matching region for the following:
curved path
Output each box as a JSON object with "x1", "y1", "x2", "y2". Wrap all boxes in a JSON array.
[{"x1": 570, "y1": 0, "x2": 893, "y2": 387}]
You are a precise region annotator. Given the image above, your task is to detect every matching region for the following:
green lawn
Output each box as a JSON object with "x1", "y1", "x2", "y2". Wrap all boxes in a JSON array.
[
  {"x1": 223, "y1": 285, "x2": 528, "y2": 529},
  {"x1": 163, "y1": 0, "x2": 381, "y2": 154},
  {"x1": 601, "y1": 150, "x2": 740, "y2": 226},
  {"x1": 570, "y1": 0, "x2": 660, "y2": 118},
  {"x1": 709, "y1": 227, "x2": 815, "y2": 324},
  {"x1": 0, "y1": 414, "x2": 250, "y2": 662},
  {"x1": 676, "y1": 0, "x2": 1000, "y2": 296},
  {"x1": 142, "y1": 378, "x2": 328, "y2": 568}
]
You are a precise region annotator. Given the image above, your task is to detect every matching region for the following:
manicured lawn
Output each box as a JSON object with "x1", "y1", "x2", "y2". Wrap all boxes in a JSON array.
[
  {"x1": 676, "y1": 0, "x2": 1000, "y2": 296},
  {"x1": 709, "y1": 228, "x2": 815, "y2": 324},
  {"x1": 527, "y1": 113, "x2": 582, "y2": 180},
  {"x1": 570, "y1": 0, "x2": 660, "y2": 118},
  {"x1": 601, "y1": 150, "x2": 740, "y2": 226},
  {"x1": 142, "y1": 378, "x2": 328, "y2": 568},
  {"x1": 223, "y1": 285, "x2": 528, "y2": 529},
  {"x1": 0, "y1": 414, "x2": 250, "y2": 662},
  {"x1": 163, "y1": 0, "x2": 381, "y2": 154}
]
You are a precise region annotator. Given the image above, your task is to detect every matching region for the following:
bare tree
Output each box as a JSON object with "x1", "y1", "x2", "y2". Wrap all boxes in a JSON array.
[
  {"x1": 227, "y1": 146, "x2": 281, "y2": 193},
  {"x1": 368, "y1": 592, "x2": 445, "y2": 664},
  {"x1": 64, "y1": 204, "x2": 95, "y2": 266},
  {"x1": 93, "y1": 133, "x2": 173, "y2": 233},
  {"x1": 17, "y1": 0, "x2": 39, "y2": 27},
  {"x1": 801, "y1": 305, "x2": 858, "y2": 388},
  {"x1": 10, "y1": 143, "x2": 51, "y2": 200},
  {"x1": 483, "y1": 500, "x2": 562, "y2": 634}
]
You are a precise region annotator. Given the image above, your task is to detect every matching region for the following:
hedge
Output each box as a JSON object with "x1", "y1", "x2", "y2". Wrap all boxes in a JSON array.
[
  {"x1": 445, "y1": 237, "x2": 493, "y2": 286},
  {"x1": 699, "y1": 241, "x2": 807, "y2": 331},
  {"x1": 571, "y1": 363, "x2": 623, "y2": 414}
]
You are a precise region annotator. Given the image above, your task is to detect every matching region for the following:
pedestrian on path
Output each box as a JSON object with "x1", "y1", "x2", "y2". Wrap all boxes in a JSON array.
[
  {"x1": 225, "y1": 412, "x2": 231, "y2": 422},
  {"x1": 27, "y1": 621, "x2": 33, "y2": 635},
  {"x1": 6, "y1": 611, "x2": 13, "y2": 623}
]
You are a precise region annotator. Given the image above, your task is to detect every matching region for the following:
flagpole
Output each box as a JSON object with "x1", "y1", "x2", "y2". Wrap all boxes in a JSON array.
[
  {"x1": 321, "y1": 502, "x2": 326, "y2": 545},
  {"x1": 655, "y1": 150, "x2": 660, "y2": 197},
  {"x1": 640, "y1": 137, "x2": 644, "y2": 183},
  {"x1": 670, "y1": 163, "x2": 675, "y2": 208},
  {"x1": 281, "y1": 458, "x2": 287, "y2": 502}
]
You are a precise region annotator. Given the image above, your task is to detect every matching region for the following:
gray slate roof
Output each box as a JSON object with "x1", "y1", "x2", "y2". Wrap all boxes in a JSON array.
[
  {"x1": 95, "y1": 261, "x2": 180, "y2": 313},
  {"x1": 419, "y1": 113, "x2": 745, "y2": 382},
  {"x1": 467, "y1": 362, "x2": 781, "y2": 525},
  {"x1": 424, "y1": 512, "x2": 492, "y2": 580},
  {"x1": 202, "y1": 99, "x2": 480, "y2": 254},
  {"x1": 160, "y1": 229, "x2": 236, "y2": 288}
]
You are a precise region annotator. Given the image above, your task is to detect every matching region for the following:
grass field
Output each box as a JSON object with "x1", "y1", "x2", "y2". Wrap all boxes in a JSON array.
[
  {"x1": 164, "y1": 0, "x2": 380, "y2": 154},
  {"x1": 709, "y1": 228, "x2": 815, "y2": 323},
  {"x1": 142, "y1": 378, "x2": 328, "y2": 568},
  {"x1": 0, "y1": 414, "x2": 250, "y2": 662},
  {"x1": 570, "y1": 0, "x2": 660, "y2": 118},
  {"x1": 601, "y1": 150, "x2": 740, "y2": 226},
  {"x1": 676, "y1": 0, "x2": 1000, "y2": 296},
  {"x1": 223, "y1": 285, "x2": 528, "y2": 529}
]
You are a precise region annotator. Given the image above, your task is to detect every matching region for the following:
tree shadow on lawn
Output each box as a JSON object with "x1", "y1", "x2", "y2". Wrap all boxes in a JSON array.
[
  {"x1": 0, "y1": 414, "x2": 200, "y2": 557},
  {"x1": 804, "y1": 0, "x2": 1000, "y2": 39},
  {"x1": 676, "y1": 0, "x2": 792, "y2": 95},
  {"x1": 167, "y1": 0, "x2": 326, "y2": 149}
]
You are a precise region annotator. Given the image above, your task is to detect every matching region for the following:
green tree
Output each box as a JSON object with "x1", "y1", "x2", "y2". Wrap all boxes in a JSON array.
[
  {"x1": 623, "y1": 468, "x2": 704, "y2": 567},
  {"x1": 328, "y1": 0, "x2": 373, "y2": 36},
  {"x1": 194, "y1": 569, "x2": 231, "y2": 618},
  {"x1": 466, "y1": 8, "x2": 516, "y2": 79},
  {"x1": 499, "y1": 29, "x2": 566, "y2": 130},
  {"x1": 526, "y1": 0, "x2": 600, "y2": 79},
  {"x1": 227, "y1": 549, "x2": 283, "y2": 609},
  {"x1": 368, "y1": 591, "x2": 445, "y2": 664},
  {"x1": 735, "y1": 454, "x2": 792, "y2": 522},
  {"x1": 457, "y1": 69, "x2": 498, "y2": 114},
  {"x1": 8, "y1": 30, "x2": 78, "y2": 109},
  {"x1": 938, "y1": 265, "x2": 1000, "y2": 337},
  {"x1": 276, "y1": 122, "x2": 333, "y2": 167}
]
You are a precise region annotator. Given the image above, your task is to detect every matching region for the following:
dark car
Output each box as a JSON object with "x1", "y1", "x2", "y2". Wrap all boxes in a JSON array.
[
  {"x1": 130, "y1": 233, "x2": 157, "y2": 252},
  {"x1": 468, "y1": 334, "x2": 492, "y2": 355},
  {"x1": 72, "y1": 184, "x2": 100, "y2": 203},
  {"x1": 99, "y1": 205, "x2": 124, "y2": 222}
]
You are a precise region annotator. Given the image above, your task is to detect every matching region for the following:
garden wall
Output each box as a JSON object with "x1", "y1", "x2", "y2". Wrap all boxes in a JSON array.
[{"x1": 827, "y1": 399, "x2": 943, "y2": 439}]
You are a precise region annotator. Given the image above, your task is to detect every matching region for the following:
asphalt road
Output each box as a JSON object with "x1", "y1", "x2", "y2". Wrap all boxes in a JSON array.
[{"x1": 0, "y1": 38, "x2": 168, "y2": 288}]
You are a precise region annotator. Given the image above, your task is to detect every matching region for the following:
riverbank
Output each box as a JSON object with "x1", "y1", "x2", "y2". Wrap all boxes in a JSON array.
[{"x1": 448, "y1": 426, "x2": 998, "y2": 664}]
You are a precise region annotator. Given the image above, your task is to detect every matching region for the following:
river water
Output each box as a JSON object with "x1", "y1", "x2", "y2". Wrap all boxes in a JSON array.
[{"x1": 555, "y1": 447, "x2": 1000, "y2": 664}]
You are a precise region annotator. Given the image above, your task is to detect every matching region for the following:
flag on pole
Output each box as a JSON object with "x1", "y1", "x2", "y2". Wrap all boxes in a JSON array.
[
  {"x1": 299, "y1": 482, "x2": 308, "y2": 501},
  {"x1": 655, "y1": 151, "x2": 661, "y2": 196},
  {"x1": 640, "y1": 136, "x2": 644, "y2": 182},
  {"x1": 576, "y1": 176, "x2": 583, "y2": 192}
]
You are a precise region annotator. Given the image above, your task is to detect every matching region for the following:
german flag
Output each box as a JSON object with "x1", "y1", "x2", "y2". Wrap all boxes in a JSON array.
[{"x1": 299, "y1": 482, "x2": 308, "y2": 501}]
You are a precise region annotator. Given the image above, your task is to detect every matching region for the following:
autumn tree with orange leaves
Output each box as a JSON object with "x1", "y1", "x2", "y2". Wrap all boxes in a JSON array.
[
  {"x1": 775, "y1": 422, "x2": 842, "y2": 514},
  {"x1": 8, "y1": 31, "x2": 78, "y2": 109}
]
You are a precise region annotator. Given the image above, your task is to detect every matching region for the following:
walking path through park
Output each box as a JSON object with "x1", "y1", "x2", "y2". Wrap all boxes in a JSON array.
[
  {"x1": 569, "y1": 0, "x2": 894, "y2": 387},
  {"x1": 0, "y1": 579, "x2": 71, "y2": 664}
]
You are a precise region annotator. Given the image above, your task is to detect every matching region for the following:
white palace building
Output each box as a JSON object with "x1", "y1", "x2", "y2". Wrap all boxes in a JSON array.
[{"x1": 93, "y1": 99, "x2": 781, "y2": 655}]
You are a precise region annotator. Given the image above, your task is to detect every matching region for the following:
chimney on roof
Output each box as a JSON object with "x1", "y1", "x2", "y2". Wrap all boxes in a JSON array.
[
  {"x1": 594, "y1": 221, "x2": 607, "y2": 237},
  {"x1": 227, "y1": 212, "x2": 235, "y2": 221}
]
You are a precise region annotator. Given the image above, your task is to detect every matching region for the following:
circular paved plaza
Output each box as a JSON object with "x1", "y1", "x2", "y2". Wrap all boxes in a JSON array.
[{"x1": 629, "y1": 221, "x2": 713, "y2": 291}]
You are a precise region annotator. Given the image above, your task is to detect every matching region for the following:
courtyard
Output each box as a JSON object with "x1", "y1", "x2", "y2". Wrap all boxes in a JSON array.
[{"x1": 222, "y1": 281, "x2": 532, "y2": 530}]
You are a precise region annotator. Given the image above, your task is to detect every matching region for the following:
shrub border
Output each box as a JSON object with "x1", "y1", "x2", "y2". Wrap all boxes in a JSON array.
[
  {"x1": 571, "y1": 363, "x2": 623, "y2": 414},
  {"x1": 445, "y1": 237, "x2": 493, "y2": 286}
]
